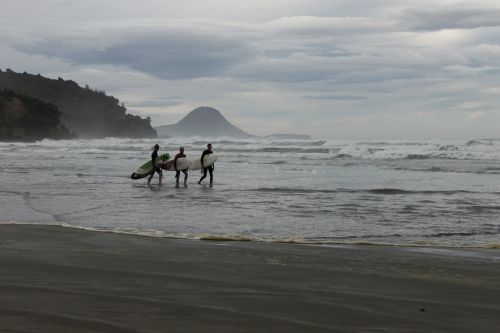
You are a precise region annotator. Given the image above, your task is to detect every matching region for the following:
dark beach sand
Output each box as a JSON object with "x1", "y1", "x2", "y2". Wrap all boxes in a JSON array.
[{"x1": 0, "y1": 224, "x2": 499, "y2": 333}]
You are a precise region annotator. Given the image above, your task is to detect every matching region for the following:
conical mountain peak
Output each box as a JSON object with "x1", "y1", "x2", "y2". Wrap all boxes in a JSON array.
[
  {"x1": 177, "y1": 107, "x2": 228, "y2": 126},
  {"x1": 156, "y1": 107, "x2": 254, "y2": 138}
]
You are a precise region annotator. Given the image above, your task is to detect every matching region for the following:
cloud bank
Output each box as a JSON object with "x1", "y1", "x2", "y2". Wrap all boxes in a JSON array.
[{"x1": 2, "y1": 1, "x2": 500, "y2": 139}]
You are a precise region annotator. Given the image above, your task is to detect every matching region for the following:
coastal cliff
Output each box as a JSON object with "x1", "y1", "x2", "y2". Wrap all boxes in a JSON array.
[
  {"x1": 0, "y1": 69, "x2": 156, "y2": 138},
  {"x1": 0, "y1": 89, "x2": 74, "y2": 141}
]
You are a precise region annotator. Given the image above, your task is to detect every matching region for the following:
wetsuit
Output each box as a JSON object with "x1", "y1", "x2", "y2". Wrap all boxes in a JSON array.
[
  {"x1": 151, "y1": 149, "x2": 162, "y2": 175},
  {"x1": 174, "y1": 152, "x2": 188, "y2": 179},
  {"x1": 198, "y1": 149, "x2": 213, "y2": 184}
]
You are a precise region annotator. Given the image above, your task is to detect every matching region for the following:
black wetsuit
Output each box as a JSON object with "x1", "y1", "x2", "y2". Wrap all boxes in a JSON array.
[
  {"x1": 198, "y1": 149, "x2": 213, "y2": 184},
  {"x1": 174, "y1": 152, "x2": 188, "y2": 178},
  {"x1": 151, "y1": 149, "x2": 162, "y2": 174}
]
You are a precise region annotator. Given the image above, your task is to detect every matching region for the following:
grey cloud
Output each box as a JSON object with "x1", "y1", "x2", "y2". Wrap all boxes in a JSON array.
[
  {"x1": 465, "y1": 44, "x2": 500, "y2": 67},
  {"x1": 12, "y1": 14, "x2": 500, "y2": 87},
  {"x1": 265, "y1": 47, "x2": 358, "y2": 59},
  {"x1": 128, "y1": 96, "x2": 183, "y2": 107},
  {"x1": 3, "y1": 1, "x2": 500, "y2": 139},
  {"x1": 262, "y1": 16, "x2": 393, "y2": 36},
  {"x1": 302, "y1": 94, "x2": 366, "y2": 100},
  {"x1": 232, "y1": 50, "x2": 448, "y2": 84},
  {"x1": 399, "y1": 7, "x2": 500, "y2": 31},
  {"x1": 17, "y1": 30, "x2": 257, "y2": 80}
]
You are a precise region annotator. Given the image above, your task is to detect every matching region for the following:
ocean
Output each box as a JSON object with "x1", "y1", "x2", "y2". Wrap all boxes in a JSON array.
[{"x1": 1, "y1": 138, "x2": 499, "y2": 247}]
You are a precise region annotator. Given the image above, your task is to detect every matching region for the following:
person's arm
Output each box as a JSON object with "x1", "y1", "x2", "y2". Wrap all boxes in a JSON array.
[
  {"x1": 152, "y1": 152, "x2": 157, "y2": 166},
  {"x1": 200, "y1": 150, "x2": 208, "y2": 167}
]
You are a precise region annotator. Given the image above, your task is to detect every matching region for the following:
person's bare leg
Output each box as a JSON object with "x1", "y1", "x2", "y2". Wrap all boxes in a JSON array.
[{"x1": 147, "y1": 173, "x2": 154, "y2": 186}]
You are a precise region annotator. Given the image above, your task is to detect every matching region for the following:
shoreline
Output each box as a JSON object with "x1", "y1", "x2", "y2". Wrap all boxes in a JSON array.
[
  {"x1": 1, "y1": 221, "x2": 499, "y2": 250},
  {"x1": 1, "y1": 224, "x2": 499, "y2": 332}
]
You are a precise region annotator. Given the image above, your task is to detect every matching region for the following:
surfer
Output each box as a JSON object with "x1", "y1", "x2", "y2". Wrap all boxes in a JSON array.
[
  {"x1": 198, "y1": 143, "x2": 214, "y2": 186},
  {"x1": 174, "y1": 147, "x2": 188, "y2": 187},
  {"x1": 147, "y1": 144, "x2": 162, "y2": 186}
]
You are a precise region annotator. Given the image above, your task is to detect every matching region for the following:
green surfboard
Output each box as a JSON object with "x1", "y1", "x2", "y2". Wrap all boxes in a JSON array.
[{"x1": 130, "y1": 153, "x2": 170, "y2": 180}]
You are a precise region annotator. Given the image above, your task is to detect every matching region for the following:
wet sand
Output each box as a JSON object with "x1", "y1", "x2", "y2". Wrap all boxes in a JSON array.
[{"x1": 0, "y1": 224, "x2": 499, "y2": 332}]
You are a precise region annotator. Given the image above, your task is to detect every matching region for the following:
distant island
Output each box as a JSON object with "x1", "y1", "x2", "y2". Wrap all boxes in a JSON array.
[
  {"x1": 156, "y1": 106, "x2": 255, "y2": 138},
  {"x1": 0, "y1": 69, "x2": 156, "y2": 139},
  {"x1": 0, "y1": 89, "x2": 74, "y2": 141},
  {"x1": 156, "y1": 106, "x2": 311, "y2": 139}
]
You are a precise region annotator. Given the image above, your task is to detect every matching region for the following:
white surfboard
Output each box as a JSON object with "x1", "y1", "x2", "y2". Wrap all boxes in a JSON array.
[
  {"x1": 163, "y1": 157, "x2": 191, "y2": 171},
  {"x1": 190, "y1": 154, "x2": 217, "y2": 170}
]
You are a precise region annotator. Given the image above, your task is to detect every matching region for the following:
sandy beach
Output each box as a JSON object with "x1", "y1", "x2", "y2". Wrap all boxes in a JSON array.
[{"x1": 0, "y1": 224, "x2": 499, "y2": 332}]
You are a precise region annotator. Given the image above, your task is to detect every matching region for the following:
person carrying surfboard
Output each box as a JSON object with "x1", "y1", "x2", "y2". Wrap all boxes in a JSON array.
[
  {"x1": 147, "y1": 144, "x2": 163, "y2": 186},
  {"x1": 198, "y1": 143, "x2": 214, "y2": 186},
  {"x1": 174, "y1": 147, "x2": 188, "y2": 187}
]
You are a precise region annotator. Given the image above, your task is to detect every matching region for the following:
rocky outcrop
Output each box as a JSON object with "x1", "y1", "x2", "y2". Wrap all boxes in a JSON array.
[
  {"x1": 0, "y1": 69, "x2": 157, "y2": 138},
  {"x1": 0, "y1": 89, "x2": 75, "y2": 141}
]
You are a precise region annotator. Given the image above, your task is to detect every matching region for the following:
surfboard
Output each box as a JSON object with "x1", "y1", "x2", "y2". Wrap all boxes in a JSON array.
[
  {"x1": 130, "y1": 153, "x2": 170, "y2": 180},
  {"x1": 189, "y1": 154, "x2": 217, "y2": 170},
  {"x1": 163, "y1": 157, "x2": 191, "y2": 171}
]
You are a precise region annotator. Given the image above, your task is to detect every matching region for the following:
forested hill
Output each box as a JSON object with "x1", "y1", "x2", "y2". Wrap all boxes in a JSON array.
[
  {"x1": 0, "y1": 89, "x2": 74, "y2": 141},
  {"x1": 0, "y1": 69, "x2": 156, "y2": 138}
]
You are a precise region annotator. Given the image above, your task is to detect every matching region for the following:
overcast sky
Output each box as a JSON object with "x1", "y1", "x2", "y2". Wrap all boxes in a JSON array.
[{"x1": 1, "y1": 0, "x2": 500, "y2": 139}]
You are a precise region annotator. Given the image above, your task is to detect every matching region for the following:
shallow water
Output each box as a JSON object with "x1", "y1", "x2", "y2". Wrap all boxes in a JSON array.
[{"x1": 1, "y1": 138, "x2": 499, "y2": 247}]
